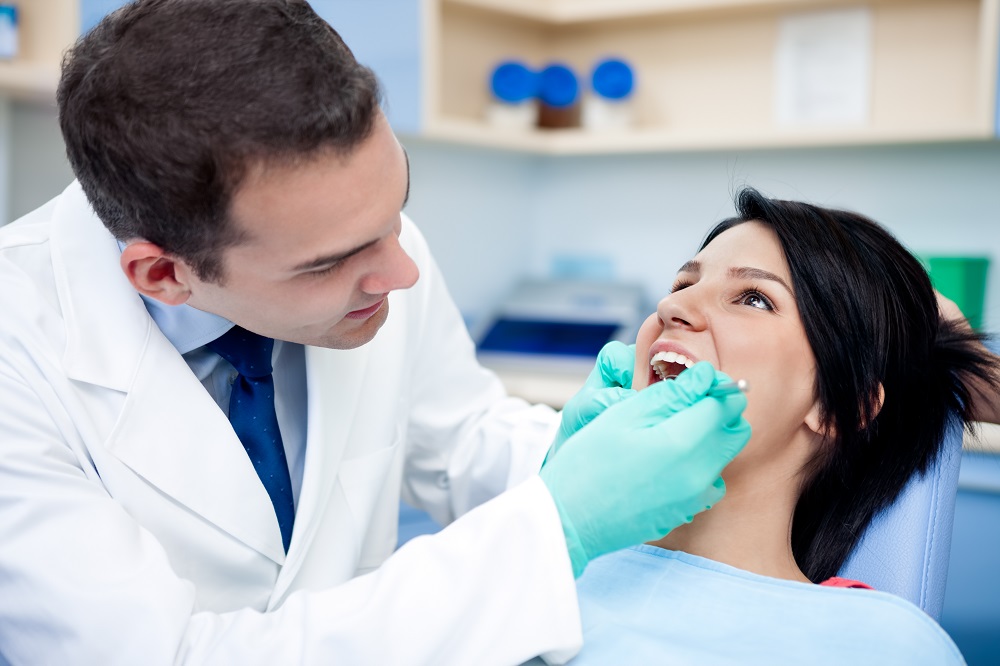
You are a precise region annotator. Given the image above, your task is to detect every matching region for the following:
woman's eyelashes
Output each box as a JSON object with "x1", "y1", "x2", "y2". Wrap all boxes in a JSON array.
[
  {"x1": 735, "y1": 286, "x2": 774, "y2": 311},
  {"x1": 670, "y1": 279, "x2": 693, "y2": 293},
  {"x1": 669, "y1": 277, "x2": 775, "y2": 312}
]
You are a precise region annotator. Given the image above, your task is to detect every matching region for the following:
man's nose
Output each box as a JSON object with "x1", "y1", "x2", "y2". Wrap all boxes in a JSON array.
[{"x1": 359, "y1": 235, "x2": 419, "y2": 295}]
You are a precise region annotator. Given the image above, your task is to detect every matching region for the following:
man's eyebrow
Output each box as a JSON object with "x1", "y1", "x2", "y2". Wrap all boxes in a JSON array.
[
  {"x1": 729, "y1": 266, "x2": 793, "y2": 295},
  {"x1": 291, "y1": 238, "x2": 379, "y2": 272},
  {"x1": 293, "y1": 147, "x2": 411, "y2": 273}
]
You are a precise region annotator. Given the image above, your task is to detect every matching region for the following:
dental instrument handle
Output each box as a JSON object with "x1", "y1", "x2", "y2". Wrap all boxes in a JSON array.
[{"x1": 709, "y1": 379, "x2": 749, "y2": 397}]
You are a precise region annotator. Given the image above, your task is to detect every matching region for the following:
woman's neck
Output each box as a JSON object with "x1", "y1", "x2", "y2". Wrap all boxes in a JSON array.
[{"x1": 648, "y1": 458, "x2": 812, "y2": 583}]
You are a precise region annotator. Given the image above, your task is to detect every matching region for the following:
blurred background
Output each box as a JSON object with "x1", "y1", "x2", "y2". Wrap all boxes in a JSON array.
[{"x1": 1, "y1": 1, "x2": 998, "y2": 663}]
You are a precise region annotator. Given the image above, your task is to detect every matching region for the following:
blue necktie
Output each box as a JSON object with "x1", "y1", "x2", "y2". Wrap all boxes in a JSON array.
[{"x1": 208, "y1": 326, "x2": 295, "y2": 552}]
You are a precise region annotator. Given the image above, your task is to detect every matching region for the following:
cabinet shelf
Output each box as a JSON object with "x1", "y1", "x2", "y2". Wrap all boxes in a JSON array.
[
  {"x1": 421, "y1": 116, "x2": 994, "y2": 155},
  {"x1": 427, "y1": 0, "x2": 1000, "y2": 154}
]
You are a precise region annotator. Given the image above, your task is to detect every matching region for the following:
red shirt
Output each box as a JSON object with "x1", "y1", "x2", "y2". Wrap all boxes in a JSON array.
[{"x1": 820, "y1": 577, "x2": 875, "y2": 590}]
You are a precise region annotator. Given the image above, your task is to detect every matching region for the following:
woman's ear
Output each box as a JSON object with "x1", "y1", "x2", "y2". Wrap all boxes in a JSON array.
[
  {"x1": 804, "y1": 402, "x2": 833, "y2": 439},
  {"x1": 860, "y1": 383, "x2": 886, "y2": 429},
  {"x1": 804, "y1": 383, "x2": 885, "y2": 437},
  {"x1": 120, "y1": 242, "x2": 193, "y2": 306}
]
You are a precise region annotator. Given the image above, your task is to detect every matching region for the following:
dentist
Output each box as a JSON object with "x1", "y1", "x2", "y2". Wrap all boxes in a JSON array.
[{"x1": 0, "y1": 1, "x2": 750, "y2": 664}]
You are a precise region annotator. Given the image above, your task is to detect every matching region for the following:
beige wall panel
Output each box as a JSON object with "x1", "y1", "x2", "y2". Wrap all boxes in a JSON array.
[
  {"x1": 439, "y1": 6, "x2": 548, "y2": 120},
  {"x1": 869, "y1": 0, "x2": 981, "y2": 131},
  {"x1": 553, "y1": 13, "x2": 778, "y2": 131},
  {"x1": 17, "y1": 0, "x2": 79, "y2": 65}
]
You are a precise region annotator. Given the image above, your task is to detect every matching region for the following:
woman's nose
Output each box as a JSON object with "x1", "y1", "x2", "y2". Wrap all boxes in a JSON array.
[{"x1": 656, "y1": 288, "x2": 707, "y2": 331}]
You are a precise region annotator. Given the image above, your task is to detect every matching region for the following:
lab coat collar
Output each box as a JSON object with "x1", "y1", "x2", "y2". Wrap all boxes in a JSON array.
[
  {"x1": 50, "y1": 181, "x2": 149, "y2": 392},
  {"x1": 49, "y1": 181, "x2": 287, "y2": 563}
]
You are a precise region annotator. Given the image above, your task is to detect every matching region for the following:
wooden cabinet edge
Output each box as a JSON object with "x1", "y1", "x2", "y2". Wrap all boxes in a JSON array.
[
  {"x1": 0, "y1": 63, "x2": 60, "y2": 104},
  {"x1": 420, "y1": 117, "x2": 998, "y2": 155},
  {"x1": 443, "y1": 0, "x2": 906, "y2": 25}
]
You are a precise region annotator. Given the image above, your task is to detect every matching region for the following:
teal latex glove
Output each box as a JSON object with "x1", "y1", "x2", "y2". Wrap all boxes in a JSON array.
[
  {"x1": 542, "y1": 342, "x2": 636, "y2": 469},
  {"x1": 539, "y1": 362, "x2": 751, "y2": 578}
]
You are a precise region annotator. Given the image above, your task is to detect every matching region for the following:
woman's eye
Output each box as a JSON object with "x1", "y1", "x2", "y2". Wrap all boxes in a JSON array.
[
  {"x1": 671, "y1": 280, "x2": 693, "y2": 293},
  {"x1": 737, "y1": 289, "x2": 774, "y2": 311}
]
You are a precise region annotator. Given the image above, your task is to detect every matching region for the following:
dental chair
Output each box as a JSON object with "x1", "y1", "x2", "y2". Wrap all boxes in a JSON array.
[{"x1": 839, "y1": 419, "x2": 964, "y2": 620}]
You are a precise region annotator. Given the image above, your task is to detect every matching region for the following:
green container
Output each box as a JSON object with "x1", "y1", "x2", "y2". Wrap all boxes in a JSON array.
[{"x1": 921, "y1": 256, "x2": 990, "y2": 330}]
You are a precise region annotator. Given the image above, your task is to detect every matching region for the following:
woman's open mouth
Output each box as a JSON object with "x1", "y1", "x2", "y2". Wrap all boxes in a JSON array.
[{"x1": 649, "y1": 351, "x2": 696, "y2": 384}]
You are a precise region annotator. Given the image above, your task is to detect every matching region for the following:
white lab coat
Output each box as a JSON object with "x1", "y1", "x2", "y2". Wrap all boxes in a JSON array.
[{"x1": 0, "y1": 182, "x2": 582, "y2": 665}]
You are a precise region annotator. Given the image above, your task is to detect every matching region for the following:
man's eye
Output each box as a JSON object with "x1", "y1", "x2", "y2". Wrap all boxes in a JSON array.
[
  {"x1": 309, "y1": 263, "x2": 340, "y2": 277},
  {"x1": 736, "y1": 289, "x2": 773, "y2": 311}
]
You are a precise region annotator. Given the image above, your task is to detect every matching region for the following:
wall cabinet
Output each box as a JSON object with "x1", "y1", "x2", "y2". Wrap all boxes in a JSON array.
[
  {"x1": 0, "y1": 0, "x2": 78, "y2": 103},
  {"x1": 4, "y1": 0, "x2": 998, "y2": 154},
  {"x1": 0, "y1": 0, "x2": 129, "y2": 104},
  {"x1": 425, "y1": 0, "x2": 1000, "y2": 153}
]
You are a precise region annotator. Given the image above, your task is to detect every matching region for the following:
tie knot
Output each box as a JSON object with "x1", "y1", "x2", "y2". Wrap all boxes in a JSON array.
[{"x1": 207, "y1": 326, "x2": 275, "y2": 379}]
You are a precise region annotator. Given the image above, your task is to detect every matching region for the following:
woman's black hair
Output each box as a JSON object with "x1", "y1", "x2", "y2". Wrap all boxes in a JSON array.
[{"x1": 703, "y1": 188, "x2": 997, "y2": 582}]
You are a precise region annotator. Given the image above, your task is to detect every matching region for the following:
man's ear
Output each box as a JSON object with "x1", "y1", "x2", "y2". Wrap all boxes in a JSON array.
[{"x1": 120, "y1": 241, "x2": 193, "y2": 306}]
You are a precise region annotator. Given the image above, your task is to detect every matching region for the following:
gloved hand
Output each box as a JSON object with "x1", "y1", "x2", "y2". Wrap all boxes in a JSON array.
[
  {"x1": 539, "y1": 362, "x2": 751, "y2": 578},
  {"x1": 542, "y1": 342, "x2": 636, "y2": 468}
]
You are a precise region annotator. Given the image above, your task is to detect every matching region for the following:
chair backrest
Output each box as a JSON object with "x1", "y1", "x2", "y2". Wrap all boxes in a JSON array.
[{"x1": 838, "y1": 420, "x2": 964, "y2": 620}]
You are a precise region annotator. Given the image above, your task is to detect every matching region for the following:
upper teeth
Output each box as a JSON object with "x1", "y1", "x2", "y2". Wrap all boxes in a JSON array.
[{"x1": 650, "y1": 351, "x2": 696, "y2": 381}]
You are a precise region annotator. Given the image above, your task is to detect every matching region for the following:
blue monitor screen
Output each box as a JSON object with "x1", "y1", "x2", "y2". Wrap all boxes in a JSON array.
[{"x1": 477, "y1": 319, "x2": 619, "y2": 357}]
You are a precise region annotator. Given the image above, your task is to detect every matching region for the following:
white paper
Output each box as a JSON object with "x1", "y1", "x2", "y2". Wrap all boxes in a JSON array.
[{"x1": 774, "y1": 7, "x2": 872, "y2": 126}]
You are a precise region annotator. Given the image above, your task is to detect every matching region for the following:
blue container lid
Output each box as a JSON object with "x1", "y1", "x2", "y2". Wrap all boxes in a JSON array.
[
  {"x1": 490, "y1": 61, "x2": 538, "y2": 104},
  {"x1": 592, "y1": 58, "x2": 634, "y2": 100},
  {"x1": 539, "y1": 64, "x2": 579, "y2": 108}
]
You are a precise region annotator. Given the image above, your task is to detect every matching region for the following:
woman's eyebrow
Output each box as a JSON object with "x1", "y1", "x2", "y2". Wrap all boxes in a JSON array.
[
  {"x1": 729, "y1": 266, "x2": 793, "y2": 295},
  {"x1": 677, "y1": 260, "x2": 700, "y2": 275}
]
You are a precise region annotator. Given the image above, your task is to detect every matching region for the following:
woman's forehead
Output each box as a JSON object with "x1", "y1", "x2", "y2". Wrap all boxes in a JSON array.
[{"x1": 691, "y1": 221, "x2": 790, "y2": 277}]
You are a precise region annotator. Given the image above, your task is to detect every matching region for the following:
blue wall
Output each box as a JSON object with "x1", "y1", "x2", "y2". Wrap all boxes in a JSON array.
[
  {"x1": 310, "y1": 0, "x2": 422, "y2": 134},
  {"x1": 79, "y1": 0, "x2": 423, "y2": 135},
  {"x1": 402, "y1": 139, "x2": 1000, "y2": 330},
  {"x1": 80, "y1": 0, "x2": 126, "y2": 33}
]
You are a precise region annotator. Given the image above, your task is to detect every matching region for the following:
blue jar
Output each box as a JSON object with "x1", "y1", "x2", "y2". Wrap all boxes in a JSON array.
[
  {"x1": 486, "y1": 60, "x2": 539, "y2": 129},
  {"x1": 584, "y1": 57, "x2": 636, "y2": 131}
]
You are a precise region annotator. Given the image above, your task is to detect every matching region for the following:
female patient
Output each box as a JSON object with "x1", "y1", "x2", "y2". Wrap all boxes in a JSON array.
[{"x1": 549, "y1": 189, "x2": 997, "y2": 664}]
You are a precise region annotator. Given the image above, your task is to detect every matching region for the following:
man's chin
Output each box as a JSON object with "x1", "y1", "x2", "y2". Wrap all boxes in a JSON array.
[{"x1": 312, "y1": 300, "x2": 390, "y2": 350}]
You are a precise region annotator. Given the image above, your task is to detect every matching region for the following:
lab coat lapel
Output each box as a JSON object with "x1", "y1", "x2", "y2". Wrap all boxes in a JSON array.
[
  {"x1": 107, "y1": 332, "x2": 287, "y2": 563},
  {"x1": 50, "y1": 182, "x2": 286, "y2": 564},
  {"x1": 270, "y1": 344, "x2": 369, "y2": 601}
]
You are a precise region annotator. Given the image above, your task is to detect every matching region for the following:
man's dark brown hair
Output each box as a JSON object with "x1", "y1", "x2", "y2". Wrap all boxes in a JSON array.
[{"x1": 58, "y1": 0, "x2": 381, "y2": 281}]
